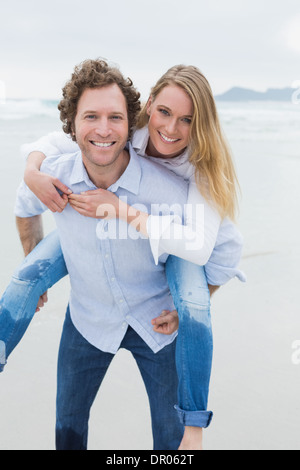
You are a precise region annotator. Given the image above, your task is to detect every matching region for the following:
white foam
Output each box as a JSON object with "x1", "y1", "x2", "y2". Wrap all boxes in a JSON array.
[{"x1": 0, "y1": 99, "x2": 59, "y2": 121}]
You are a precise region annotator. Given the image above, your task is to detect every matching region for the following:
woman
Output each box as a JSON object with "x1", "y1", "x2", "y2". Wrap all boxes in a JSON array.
[{"x1": 1, "y1": 64, "x2": 245, "y2": 450}]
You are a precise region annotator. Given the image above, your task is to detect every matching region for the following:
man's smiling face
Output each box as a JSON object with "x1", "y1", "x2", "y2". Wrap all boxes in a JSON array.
[{"x1": 74, "y1": 84, "x2": 129, "y2": 170}]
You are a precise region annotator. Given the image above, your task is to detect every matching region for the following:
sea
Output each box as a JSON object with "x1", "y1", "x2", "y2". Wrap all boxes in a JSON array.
[{"x1": 0, "y1": 98, "x2": 300, "y2": 450}]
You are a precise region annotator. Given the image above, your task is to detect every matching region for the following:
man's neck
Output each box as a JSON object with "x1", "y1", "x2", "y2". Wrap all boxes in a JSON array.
[{"x1": 82, "y1": 149, "x2": 130, "y2": 189}]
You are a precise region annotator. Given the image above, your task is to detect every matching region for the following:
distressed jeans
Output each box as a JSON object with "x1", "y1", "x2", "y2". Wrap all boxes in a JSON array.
[
  {"x1": 0, "y1": 232, "x2": 214, "y2": 429},
  {"x1": 166, "y1": 256, "x2": 214, "y2": 428},
  {"x1": 0, "y1": 231, "x2": 68, "y2": 371}
]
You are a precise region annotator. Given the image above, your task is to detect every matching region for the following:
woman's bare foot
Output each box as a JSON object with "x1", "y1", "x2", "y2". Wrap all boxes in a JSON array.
[{"x1": 178, "y1": 426, "x2": 203, "y2": 450}]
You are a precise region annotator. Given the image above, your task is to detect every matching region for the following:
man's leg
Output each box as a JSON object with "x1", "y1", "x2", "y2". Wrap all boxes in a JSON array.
[
  {"x1": 122, "y1": 327, "x2": 184, "y2": 450},
  {"x1": 56, "y1": 308, "x2": 114, "y2": 450}
]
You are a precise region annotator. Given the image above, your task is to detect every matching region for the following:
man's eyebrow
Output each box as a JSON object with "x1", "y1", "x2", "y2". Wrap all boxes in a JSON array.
[{"x1": 81, "y1": 110, "x2": 126, "y2": 117}]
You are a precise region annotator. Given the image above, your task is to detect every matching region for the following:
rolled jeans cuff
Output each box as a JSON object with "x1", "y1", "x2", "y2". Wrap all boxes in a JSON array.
[{"x1": 174, "y1": 405, "x2": 213, "y2": 428}]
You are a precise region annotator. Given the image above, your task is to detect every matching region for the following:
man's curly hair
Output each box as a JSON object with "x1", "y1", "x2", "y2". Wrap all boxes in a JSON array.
[{"x1": 58, "y1": 59, "x2": 141, "y2": 141}]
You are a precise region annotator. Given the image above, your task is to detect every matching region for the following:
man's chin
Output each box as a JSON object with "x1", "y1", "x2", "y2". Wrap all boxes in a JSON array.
[{"x1": 82, "y1": 147, "x2": 125, "y2": 169}]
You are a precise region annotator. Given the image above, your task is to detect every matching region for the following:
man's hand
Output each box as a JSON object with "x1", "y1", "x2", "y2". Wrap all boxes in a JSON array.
[
  {"x1": 36, "y1": 292, "x2": 48, "y2": 313},
  {"x1": 151, "y1": 310, "x2": 179, "y2": 335}
]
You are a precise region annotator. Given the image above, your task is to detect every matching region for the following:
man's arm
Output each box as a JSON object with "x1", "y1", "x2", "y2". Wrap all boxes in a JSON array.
[{"x1": 16, "y1": 215, "x2": 44, "y2": 257}]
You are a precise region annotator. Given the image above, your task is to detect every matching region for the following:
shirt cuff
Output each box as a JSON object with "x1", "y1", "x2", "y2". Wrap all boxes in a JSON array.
[
  {"x1": 205, "y1": 263, "x2": 247, "y2": 286},
  {"x1": 146, "y1": 214, "x2": 177, "y2": 265}
]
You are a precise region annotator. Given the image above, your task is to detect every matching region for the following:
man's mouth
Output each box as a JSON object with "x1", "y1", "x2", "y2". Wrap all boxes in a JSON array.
[
  {"x1": 158, "y1": 131, "x2": 180, "y2": 144},
  {"x1": 90, "y1": 141, "x2": 116, "y2": 148}
]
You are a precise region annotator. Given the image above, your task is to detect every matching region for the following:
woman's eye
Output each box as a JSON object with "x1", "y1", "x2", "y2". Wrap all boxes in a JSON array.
[
  {"x1": 159, "y1": 108, "x2": 170, "y2": 116},
  {"x1": 183, "y1": 118, "x2": 192, "y2": 124}
]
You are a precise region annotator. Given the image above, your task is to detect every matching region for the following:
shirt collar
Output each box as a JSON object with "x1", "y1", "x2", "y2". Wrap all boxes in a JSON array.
[
  {"x1": 70, "y1": 151, "x2": 97, "y2": 188},
  {"x1": 109, "y1": 143, "x2": 141, "y2": 195},
  {"x1": 69, "y1": 144, "x2": 142, "y2": 195}
]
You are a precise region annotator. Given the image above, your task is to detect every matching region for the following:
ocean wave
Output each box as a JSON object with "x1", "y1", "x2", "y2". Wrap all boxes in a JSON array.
[
  {"x1": 217, "y1": 101, "x2": 300, "y2": 142},
  {"x1": 0, "y1": 99, "x2": 59, "y2": 120}
]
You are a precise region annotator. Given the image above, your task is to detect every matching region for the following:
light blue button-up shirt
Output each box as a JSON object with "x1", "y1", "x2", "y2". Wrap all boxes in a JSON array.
[{"x1": 15, "y1": 144, "x2": 188, "y2": 354}]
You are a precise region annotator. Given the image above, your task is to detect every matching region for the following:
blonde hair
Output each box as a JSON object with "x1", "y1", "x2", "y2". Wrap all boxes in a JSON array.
[{"x1": 137, "y1": 65, "x2": 240, "y2": 221}]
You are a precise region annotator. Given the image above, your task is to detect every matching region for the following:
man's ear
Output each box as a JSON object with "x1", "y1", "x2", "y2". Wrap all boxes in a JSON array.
[{"x1": 71, "y1": 125, "x2": 77, "y2": 142}]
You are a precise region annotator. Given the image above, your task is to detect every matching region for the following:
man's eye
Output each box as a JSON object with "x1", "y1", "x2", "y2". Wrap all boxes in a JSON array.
[{"x1": 86, "y1": 115, "x2": 96, "y2": 120}]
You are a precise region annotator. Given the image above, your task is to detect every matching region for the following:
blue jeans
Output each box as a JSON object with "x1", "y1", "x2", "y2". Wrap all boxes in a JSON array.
[
  {"x1": 0, "y1": 231, "x2": 214, "y2": 429},
  {"x1": 56, "y1": 308, "x2": 183, "y2": 450},
  {"x1": 0, "y1": 231, "x2": 68, "y2": 371},
  {"x1": 166, "y1": 256, "x2": 214, "y2": 428}
]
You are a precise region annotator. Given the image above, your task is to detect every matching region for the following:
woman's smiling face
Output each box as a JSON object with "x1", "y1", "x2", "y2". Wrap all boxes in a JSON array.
[{"x1": 146, "y1": 84, "x2": 194, "y2": 159}]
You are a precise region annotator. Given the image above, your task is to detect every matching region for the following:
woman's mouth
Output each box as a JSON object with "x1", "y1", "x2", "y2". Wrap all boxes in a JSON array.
[{"x1": 158, "y1": 131, "x2": 180, "y2": 144}]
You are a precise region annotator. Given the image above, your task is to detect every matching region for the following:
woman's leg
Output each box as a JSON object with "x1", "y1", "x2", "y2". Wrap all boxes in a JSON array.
[
  {"x1": 0, "y1": 230, "x2": 68, "y2": 371},
  {"x1": 165, "y1": 255, "x2": 213, "y2": 448}
]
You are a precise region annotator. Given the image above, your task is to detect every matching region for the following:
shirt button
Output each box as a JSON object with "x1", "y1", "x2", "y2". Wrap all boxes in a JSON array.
[
  {"x1": 111, "y1": 277, "x2": 115, "y2": 282},
  {"x1": 105, "y1": 254, "x2": 109, "y2": 259},
  {"x1": 119, "y1": 299, "x2": 124, "y2": 304}
]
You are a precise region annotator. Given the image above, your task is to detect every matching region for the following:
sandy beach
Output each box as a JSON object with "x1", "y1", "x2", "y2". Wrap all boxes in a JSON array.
[{"x1": 0, "y1": 102, "x2": 300, "y2": 450}]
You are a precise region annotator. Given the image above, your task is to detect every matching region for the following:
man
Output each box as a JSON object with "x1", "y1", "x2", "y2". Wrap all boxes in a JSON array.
[{"x1": 15, "y1": 59, "x2": 188, "y2": 450}]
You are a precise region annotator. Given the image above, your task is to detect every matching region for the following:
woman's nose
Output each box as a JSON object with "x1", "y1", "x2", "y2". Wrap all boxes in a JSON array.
[{"x1": 165, "y1": 119, "x2": 178, "y2": 136}]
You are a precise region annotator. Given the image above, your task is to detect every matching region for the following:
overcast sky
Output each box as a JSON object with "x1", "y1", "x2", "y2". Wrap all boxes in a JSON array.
[{"x1": 1, "y1": 0, "x2": 300, "y2": 99}]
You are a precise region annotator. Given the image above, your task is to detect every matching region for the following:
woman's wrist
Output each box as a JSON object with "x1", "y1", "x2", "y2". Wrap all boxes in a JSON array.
[
  {"x1": 118, "y1": 201, "x2": 149, "y2": 237},
  {"x1": 24, "y1": 166, "x2": 40, "y2": 188},
  {"x1": 24, "y1": 152, "x2": 47, "y2": 187}
]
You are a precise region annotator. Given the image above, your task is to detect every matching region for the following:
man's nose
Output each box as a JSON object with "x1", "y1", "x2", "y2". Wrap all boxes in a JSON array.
[{"x1": 95, "y1": 118, "x2": 111, "y2": 137}]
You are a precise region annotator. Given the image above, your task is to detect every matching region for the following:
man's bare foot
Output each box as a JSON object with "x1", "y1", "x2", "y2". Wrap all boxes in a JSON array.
[{"x1": 178, "y1": 426, "x2": 203, "y2": 450}]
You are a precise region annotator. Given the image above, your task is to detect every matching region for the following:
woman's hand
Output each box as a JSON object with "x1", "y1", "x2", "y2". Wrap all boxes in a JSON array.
[
  {"x1": 151, "y1": 310, "x2": 179, "y2": 335},
  {"x1": 25, "y1": 169, "x2": 72, "y2": 213},
  {"x1": 24, "y1": 151, "x2": 72, "y2": 212},
  {"x1": 68, "y1": 189, "x2": 122, "y2": 219},
  {"x1": 68, "y1": 189, "x2": 150, "y2": 236}
]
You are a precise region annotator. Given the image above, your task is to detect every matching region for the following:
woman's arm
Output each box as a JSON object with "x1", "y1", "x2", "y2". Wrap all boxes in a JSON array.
[
  {"x1": 24, "y1": 152, "x2": 71, "y2": 212},
  {"x1": 146, "y1": 181, "x2": 221, "y2": 265},
  {"x1": 22, "y1": 132, "x2": 77, "y2": 212},
  {"x1": 67, "y1": 180, "x2": 221, "y2": 266},
  {"x1": 20, "y1": 131, "x2": 79, "y2": 160}
]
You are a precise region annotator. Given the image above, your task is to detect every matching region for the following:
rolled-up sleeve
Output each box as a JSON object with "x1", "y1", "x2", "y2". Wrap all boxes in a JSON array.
[
  {"x1": 205, "y1": 219, "x2": 246, "y2": 286},
  {"x1": 20, "y1": 131, "x2": 79, "y2": 160},
  {"x1": 14, "y1": 181, "x2": 48, "y2": 218},
  {"x1": 146, "y1": 180, "x2": 221, "y2": 266}
]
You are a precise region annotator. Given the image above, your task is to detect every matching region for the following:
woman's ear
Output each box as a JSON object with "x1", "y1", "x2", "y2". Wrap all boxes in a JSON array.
[{"x1": 146, "y1": 96, "x2": 153, "y2": 116}]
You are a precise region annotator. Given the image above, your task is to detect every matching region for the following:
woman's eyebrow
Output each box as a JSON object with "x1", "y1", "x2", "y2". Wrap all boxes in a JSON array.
[{"x1": 157, "y1": 104, "x2": 193, "y2": 118}]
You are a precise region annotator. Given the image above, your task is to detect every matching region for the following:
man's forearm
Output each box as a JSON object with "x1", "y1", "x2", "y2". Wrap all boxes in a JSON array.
[{"x1": 16, "y1": 215, "x2": 44, "y2": 257}]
